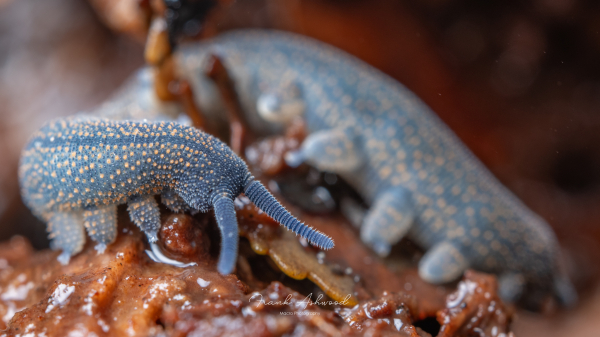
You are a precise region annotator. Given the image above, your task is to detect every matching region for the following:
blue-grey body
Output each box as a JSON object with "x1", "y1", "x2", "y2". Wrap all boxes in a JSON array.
[
  {"x1": 18, "y1": 118, "x2": 333, "y2": 274},
  {"x1": 174, "y1": 30, "x2": 575, "y2": 305}
]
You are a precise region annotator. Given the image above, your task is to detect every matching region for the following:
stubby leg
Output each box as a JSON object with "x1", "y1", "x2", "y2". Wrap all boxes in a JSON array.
[
  {"x1": 161, "y1": 190, "x2": 191, "y2": 213},
  {"x1": 256, "y1": 81, "x2": 305, "y2": 125},
  {"x1": 340, "y1": 197, "x2": 366, "y2": 229},
  {"x1": 47, "y1": 212, "x2": 85, "y2": 265},
  {"x1": 83, "y1": 205, "x2": 117, "y2": 253},
  {"x1": 285, "y1": 128, "x2": 364, "y2": 173},
  {"x1": 553, "y1": 257, "x2": 578, "y2": 307},
  {"x1": 554, "y1": 275, "x2": 577, "y2": 307},
  {"x1": 360, "y1": 188, "x2": 415, "y2": 256},
  {"x1": 212, "y1": 195, "x2": 239, "y2": 274},
  {"x1": 127, "y1": 195, "x2": 161, "y2": 242},
  {"x1": 498, "y1": 273, "x2": 525, "y2": 303},
  {"x1": 419, "y1": 241, "x2": 469, "y2": 284},
  {"x1": 134, "y1": 194, "x2": 196, "y2": 268}
]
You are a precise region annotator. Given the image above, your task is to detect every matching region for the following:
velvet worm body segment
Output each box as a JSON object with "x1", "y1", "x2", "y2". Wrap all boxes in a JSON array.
[{"x1": 18, "y1": 118, "x2": 333, "y2": 274}]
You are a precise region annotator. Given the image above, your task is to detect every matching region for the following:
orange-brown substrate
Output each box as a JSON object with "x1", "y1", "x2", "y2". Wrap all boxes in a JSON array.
[{"x1": 0, "y1": 208, "x2": 513, "y2": 336}]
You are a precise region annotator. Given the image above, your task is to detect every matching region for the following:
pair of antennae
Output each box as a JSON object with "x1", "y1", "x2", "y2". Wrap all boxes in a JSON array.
[{"x1": 245, "y1": 180, "x2": 335, "y2": 249}]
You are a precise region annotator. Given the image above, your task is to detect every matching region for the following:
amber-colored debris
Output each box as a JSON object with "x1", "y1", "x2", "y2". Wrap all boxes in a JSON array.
[
  {"x1": 205, "y1": 54, "x2": 253, "y2": 156},
  {"x1": 336, "y1": 271, "x2": 515, "y2": 337},
  {"x1": 338, "y1": 291, "x2": 421, "y2": 335},
  {"x1": 145, "y1": 17, "x2": 171, "y2": 66},
  {"x1": 172, "y1": 281, "x2": 347, "y2": 337},
  {"x1": 153, "y1": 55, "x2": 178, "y2": 101},
  {"x1": 150, "y1": 53, "x2": 207, "y2": 129},
  {"x1": 235, "y1": 195, "x2": 358, "y2": 307},
  {"x1": 437, "y1": 271, "x2": 514, "y2": 337},
  {"x1": 177, "y1": 79, "x2": 208, "y2": 130},
  {"x1": 246, "y1": 118, "x2": 307, "y2": 175}
]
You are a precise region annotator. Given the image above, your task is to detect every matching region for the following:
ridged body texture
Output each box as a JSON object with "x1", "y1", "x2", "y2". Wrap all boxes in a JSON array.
[
  {"x1": 19, "y1": 118, "x2": 333, "y2": 273},
  {"x1": 176, "y1": 30, "x2": 576, "y2": 306}
]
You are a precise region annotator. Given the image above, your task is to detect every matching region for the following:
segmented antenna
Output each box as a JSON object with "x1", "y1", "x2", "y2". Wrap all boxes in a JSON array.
[{"x1": 244, "y1": 180, "x2": 335, "y2": 250}]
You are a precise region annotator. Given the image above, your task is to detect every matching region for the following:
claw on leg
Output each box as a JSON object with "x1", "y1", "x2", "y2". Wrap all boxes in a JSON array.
[
  {"x1": 145, "y1": 242, "x2": 197, "y2": 268},
  {"x1": 128, "y1": 195, "x2": 161, "y2": 242}
]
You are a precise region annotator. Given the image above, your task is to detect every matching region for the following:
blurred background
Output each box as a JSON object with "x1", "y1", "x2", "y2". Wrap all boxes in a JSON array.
[{"x1": 1, "y1": 0, "x2": 599, "y2": 335}]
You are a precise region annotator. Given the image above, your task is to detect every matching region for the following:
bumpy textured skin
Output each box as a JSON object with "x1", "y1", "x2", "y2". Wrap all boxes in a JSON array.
[
  {"x1": 19, "y1": 118, "x2": 333, "y2": 274},
  {"x1": 82, "y1": 204, "x2": 117, "y2": 252},
  {"x1": 175, "y1": 30, "x2": 576, "y2": 305}
]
